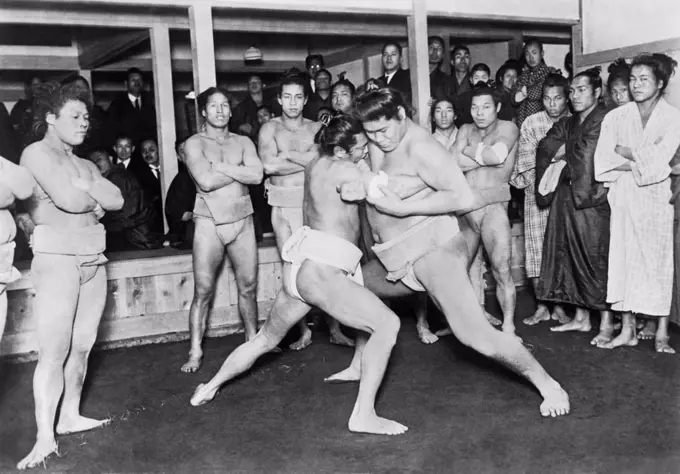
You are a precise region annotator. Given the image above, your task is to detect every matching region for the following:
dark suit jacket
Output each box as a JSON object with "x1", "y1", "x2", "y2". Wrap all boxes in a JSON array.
[
  {"x1": 379, "y1": 68, "x2": 412, "y2": 105},
  {"x1": 304, "y1": 92, "x2": 332, "y2": 121},
  {"x1": 106, "y1": 92, "x2": 157, "y2": 148},
  {"x1": 430, "y1": 68, "x2": 455, "y2": 102},
  {"x1": 128, "y1": 158, "x2": 163, "y2": 233}
]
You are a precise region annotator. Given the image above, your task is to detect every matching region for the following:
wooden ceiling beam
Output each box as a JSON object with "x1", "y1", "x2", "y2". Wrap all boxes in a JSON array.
[
  {"x1": 78, "y1": 30, "x2": 150, "y2": 69},
  {"x1": 96, "y1": 58, "x2": 303, "y2": 74}
]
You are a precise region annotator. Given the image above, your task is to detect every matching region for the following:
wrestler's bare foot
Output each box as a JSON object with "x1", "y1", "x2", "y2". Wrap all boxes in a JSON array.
[
  {"x1": 348, "y1": 410, "x2": 408, "y2": 435},
  {"x1": 324, "y1": 365, "x2": 361, "y2": 383},
  {"x1": 551, "y1": 305, "x2": 571, "y2": 325},
  {"x1": 539, "y1": 384, "x2": 570, "y2": 417},
  {"x1": 486, "y1": 311, "x2": 502, "y2": 326},
  {"x1": 56, "y1": 416, "x2": 110, "y2": 435},
  {"x1": 190, "y1": 383, "x2": 219, "y2": 406},
  {"x1": 16, "y1": 439, "x2": 58, "y2": 470},
  {"x1": 289, "y1": 326, "x2": 312, "y2": 351},
  {"x1": 590, "y1": 328, "x2": 614, "y2": 346},
  {"x1": 417, "y1": 323, "x2": 439, "y2": 344},
  {"x1": 638, "y1": 320, "x2": 656, "y2": 340},
  {"x1": 181, "y1": 353, "x2": 203, "y2": 373},
  {"x1": 329, "y1": 329, "x2": 355, "y2": 348},
  {"x1": 435, "y1": 327, "x2": 452, "y2": 337},
  {"x1": 550, "y1": 319, "x2": 591, "y2": 333},
  {"x1": 655, "y1": 337, "x2": 675, "y2": 354},
  {"x1": 523, "y1": 305, "x2": 550, "y2": 326},
  {"x1": 598, "y1": 330, "x2": 638, "y2": 349}
]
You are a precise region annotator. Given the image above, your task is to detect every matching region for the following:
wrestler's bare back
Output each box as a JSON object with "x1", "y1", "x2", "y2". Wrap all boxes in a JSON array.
[
  {"x1": 262, "y1": 117, "x2": 321, "y2": 187},
  {"x1": 188, "y1": 133, "x2": 251, "y2": 199},
  {"x1": 304, "y1": 156, "x2": 361, "y2": 244},
  {"x1": 21, "y1": 142, "x2": 99, "y2": 228},
  {"x1": 459, "y1": 120, "x2": 518, "y2": 189}
]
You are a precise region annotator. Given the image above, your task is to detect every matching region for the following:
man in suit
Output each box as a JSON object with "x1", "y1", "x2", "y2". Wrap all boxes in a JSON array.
[
  {"x1": 106, "y1": 67, "x2": 157, "y2": 150},
  {"x1": 379, "y1": 41, "x2": 412, "y2": 105},
  {"x1": 304, "y1": 69, "x2": 333, "y2": 120}
]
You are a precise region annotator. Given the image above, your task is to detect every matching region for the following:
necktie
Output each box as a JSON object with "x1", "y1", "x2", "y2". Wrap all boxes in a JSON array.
[
  {"x1": 151, "y1": 167, "x2": 159, "y2": 180},
  {"x1": 135, "y1": 98, "x2": 140, "y2": 111}
]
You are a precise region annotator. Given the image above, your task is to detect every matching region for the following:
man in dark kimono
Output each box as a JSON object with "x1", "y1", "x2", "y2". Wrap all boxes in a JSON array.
[
  {"x1": 164, "y1": 138, "x2": 196, "y2": 249},
  {"x1": 535, "y1": 68, "x2": 613, "y2": 333},
  {"x1": 428, "y1": 36, "x2": 454, "y2": 101}
]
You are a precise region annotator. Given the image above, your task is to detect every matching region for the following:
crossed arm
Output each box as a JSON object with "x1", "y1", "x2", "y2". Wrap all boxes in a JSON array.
[
  {"x1": 213, "y1": 136, "x2": 264, "y2": 185},
  {"x1": 258, "y1": 122, "x2": 306, "y2": 176},
  {"x1": 0, "y1": 156, "x2": 35, "y2": 200}
]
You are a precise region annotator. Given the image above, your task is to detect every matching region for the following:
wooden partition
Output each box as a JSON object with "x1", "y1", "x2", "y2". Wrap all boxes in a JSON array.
[{"x1": 2, "y1": 227, "x2": 528, "y2": 361}]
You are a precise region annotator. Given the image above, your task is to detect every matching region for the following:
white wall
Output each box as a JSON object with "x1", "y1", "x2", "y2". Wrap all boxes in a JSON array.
[
  {"x1": 468, "y1": 42, "x2": 508, "y2": 77},
  {"x1": 426, "y1": 0, "x2": 578, "y2": 20},
  {"x1": 581, "y1": 0, "x2": 680, "y2": 54}
]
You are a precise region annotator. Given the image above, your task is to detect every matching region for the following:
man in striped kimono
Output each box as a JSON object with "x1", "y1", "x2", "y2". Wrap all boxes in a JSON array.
[
  {"x1": 594, "y1": 53, "x2": 680, "y2": 353},
  {"x1": 511, "y1": 74, "x2": 570, "y2": 327}
]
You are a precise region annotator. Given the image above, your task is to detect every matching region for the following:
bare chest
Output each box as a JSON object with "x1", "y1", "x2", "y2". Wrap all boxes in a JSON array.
[
  {"x1": 273, "y1": 125, "x2": 315, "y2": 153},
  {"x1": 379, "y1": 150, "x2": 418, "y2": 179},
  {"x1": 201, "y1": 139, "x2": 244, "y2": 166}
]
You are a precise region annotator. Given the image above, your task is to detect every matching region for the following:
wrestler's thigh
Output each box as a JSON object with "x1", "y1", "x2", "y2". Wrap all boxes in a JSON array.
[
  {"x1": 192, "y1": 219, "x2": 226, "y2": 284},
  {"x1": 361, "y1": 258, "x2": 414, "y2": 299},
  {"x1": 479, "y1": 204, "x2": 512, "y2": 266},
  {"x1": 296, "y1": 261, "x2": 398, "y2": 334},
  {"x1": 72, "y1": 266, "x2": 107, "y2": 349},
  {"x1": 225, "y1": 217, "x2": 259, "y2": 287},
  {"x1": 260, "y1": 284, "x2": 312, "y2": 339},
  {"x1": 270, "y1": 207, "x2": 292, "y2": 252},
  {"x1": 413, "y1": 236, "x2": 492, "y2": 334},
  {"x1": 458, "y1": 213, "x2": 482, "y2": 267},
  {"x1": 31, "y1": 254, "x2": 81, "y2": 353}
]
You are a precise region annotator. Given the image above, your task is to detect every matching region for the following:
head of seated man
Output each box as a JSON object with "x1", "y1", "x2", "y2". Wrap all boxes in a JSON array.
[
  {"x1": 113, "y1": 135, "x2": 134, "y2": 166},
  {"x1": 470, "y1": 85, "x2": 502, "y2": 130},
  {"x1": 141, "y1": 138, "x2": 159, "y2": 167},
  {"x1": 381, "y1": 41, "x2": 403, "y2": 75},
  {"x1": 315, "y1": 114, "x2": 368, "y2": 163},
  {"x1": 314, "y1": 69, "x2": 332, "y2": 96},
  {"x1": 451, "y1": 44, "x2": 471, "y2": 76},
  {"x1": 469, "y1": 63, "x2": 492, "y2": 88},
  {"x1": 331, "y1": 79, "x2": 356, "y2": 115},
  {"x1": 432, "y1": 98, "x2": 456, "y2": 133},
  {"x1": 256, "y1": 105, "x2": 272, "y2": 126},
  {"x1": 89, "y1": 150, "x2": 114, "y2": 175},
  {"x1": 607, "y1": 58, "x2": 632, "y2": 108},
  {"x1": 305, "y1": 54, "x2": 324, "y2": 81},
  {"x1": 175, "y1": 136, "x2": 189, "y2": 163},
  {"x1": 353, "y1": 88, "x2": 413, "y2": 153},
  {"x1": 496, "y1": 62, "x2": 519, "y2": 93}
]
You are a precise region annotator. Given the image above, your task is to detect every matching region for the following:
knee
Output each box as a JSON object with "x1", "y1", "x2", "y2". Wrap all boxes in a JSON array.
[
  {"x1": 193, "y1": 280, "x2": 215, "y2": 302},
  {"x1": 375, "y1": 313, "x2": 400, "y2": 345},
  {"x1": 456, "y1": 329, "x2": 498, "y2": 357},
  {"x1": 236, "y1": 274, "x2": 258, "y2": 298}
]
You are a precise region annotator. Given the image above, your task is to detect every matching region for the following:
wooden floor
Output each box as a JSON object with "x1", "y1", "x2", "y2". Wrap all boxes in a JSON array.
[{"x1": 1, "y1": 289, "x2": 679, "y2": 473}]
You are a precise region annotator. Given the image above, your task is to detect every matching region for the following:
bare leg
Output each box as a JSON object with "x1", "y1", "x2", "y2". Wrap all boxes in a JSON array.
[
  {"x1": 591, "y1": 310, "x2": 615, "y2": 346},
  {"x1": 523, "y1": 278, "x2": 551, "y2": 326},
  {"x1": 413, "y1": 236, "x2": 569, "y2": 417},
  {"x1": 18, "y1": 255, "x2": 79, "y2": 470},
  {"x1": 551, "y1": 307, "x2": 592, "y2": 332},
  {"x1": 599, "y1": 311, "x2": 638, "y2": 349},
  {"x1": 461, "y1": 221, "x2": 500, "y2": 326},
  {"x1": 414, "y1": 293, "x2": 438, "y2": 344},
  {"x1": 655, "y1": 316, "x2": 674, "y2": 354},
  {"x1": 271, "y1": 208, "x2": 312, "y2": 352},
  {"x1": 191, "y1": 282, "x2": 311, "y2": 406},
  {"x1": 328, "y1": 316, "x2": 355, "y2": 347},
  {"x1": 325, "y1": 331, "x2": 368, "y2": 383},
  {"x1": 56, "y1": 266, "x2": 110, "y2": 435},
  {"x1": 297, "y1": 261, "x2": 406, "y2": 435},
  {"x1": 638, "y1": 318, "x2": 656, "y2": 340},
  {"x1": 361, "y1": 259, "x2": 414, "y2": 300},
  {"x1": 481, "y1": 205, "x2": 516, "y2": 334},
  {"x1": 181, "y1": 219, "x2": 226, "y2": 373},
  {"x1": 225, "y1": 217, "x2": 259, "y2": 341}
]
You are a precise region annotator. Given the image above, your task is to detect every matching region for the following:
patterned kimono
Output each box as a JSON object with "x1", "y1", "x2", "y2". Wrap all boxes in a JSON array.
[
  {"x1": 594, "y1": 99, "x2": 680, "y2": 316},
  {"x1": 511, "y1": 111, "x2": 569, "y2": 279},
  {"x1": 535, "y1": 104, "x2": 611, "y2": 310},
  {"x1": 514, "y1": 62, "x2": 550, "y2": 129}
]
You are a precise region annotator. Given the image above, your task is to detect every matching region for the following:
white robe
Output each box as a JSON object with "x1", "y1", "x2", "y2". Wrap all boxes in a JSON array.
[{"x1": 594, "y1": 99, "x2": 680, "y2": 315}]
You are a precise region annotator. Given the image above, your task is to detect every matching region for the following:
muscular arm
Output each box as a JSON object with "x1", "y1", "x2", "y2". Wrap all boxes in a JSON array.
[
  {"x1": 0, "y1": 184, "x2": 15, "y2": 208},
  {"x1": 399, "y1": 140, "x2": 479, "y2": 215},
  {"x1": 214, "y1": 137, "x2": 264, "y2": 185},
  {"x1": 478, "y1": 122, "x2": 519, "y2": 166},
  {"x1": 286, "y1": 145, "x2": 319, "y2": 168},
  {"x1": 258, "y1": 122, "x2": 305, "y2": 176},
  {"x1": 0, "y1": 156, "x2": 35, "y2": 200},
  {"x1": 80, "y1": 160, "x2": 125, "y2": 211},
  {"x1": 184, "y1": 137, "x2": 235, "y2": 192},
  {"x1": 21, "y1": 146, "x2": 97, "y2": 213},
  {"x1": 452, "y1": 125, "x2": 482, "y2": 172}
]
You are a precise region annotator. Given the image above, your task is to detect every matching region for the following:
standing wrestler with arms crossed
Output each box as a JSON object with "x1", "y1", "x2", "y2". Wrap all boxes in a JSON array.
[
  {"x1": 180, "y1": 87, "x2": 263, "y2": 373},
  {"x1": 259, "y1": 74, "x2": 352, "y2": 350},
  {"x1": 191, "y1": 115, "x2": 407, "y2": 435},
  {"x1": 17, "y1": 82, "x2": 124, "y2": 470},
  {"x1": 453, "y1": 85, "x2": 519, "y2": 336},
  {"x1": 333, "y1": 88, "x2": 569, "y2": 417},
  {"x1": 0, "y1": 157, "x2": 34, "y2": 343}
]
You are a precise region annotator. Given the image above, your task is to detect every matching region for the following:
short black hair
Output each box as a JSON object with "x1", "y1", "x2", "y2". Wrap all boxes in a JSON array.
[
  {"x1": 630, "y1": 53, "x2": 678, "y2": 94},
  {"x1": 278, "y1": 74, "x2": 308, "y2": 98},
  {"x1": 314, "y1": 114, "x2": 364, "y2": 156},
  {"x1": 382, "y1": 41, "x2": 403, "y2": 56},
  {"x1": 331, "y1": 78, "x2": 356, "y2": 97},
  {"x1": 451, "y1": 44, "x2": 470, "y2": 57},
  {"x1": 471, "y1": 83, "x2": 500, "y2": 106},
  {"x1": 126, "y1": 67, "x2": 143, "y2": 80},
  {"x1": 305, "y1": 54, "x2": 324, "y2": 69},
  {"x1": 542, "y1": 73, "x2": 570, "y2": 97},
  {"x1": 197, "y1": 86, "x2": 230, "y2": 113},
  {"x1": 354, "y1": 87, "x2": 413, "y2": 123},
  {"x1": 428, "y1": 36, "x2": 444, "y2": 47},
  {"x1": 315, "y1": 69, "x2": 332, "y2": 81}
]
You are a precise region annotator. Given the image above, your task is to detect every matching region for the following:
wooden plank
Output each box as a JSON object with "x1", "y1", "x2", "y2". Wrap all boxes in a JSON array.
[
  {"x1": 441, "y1": 34, "x2": 451, "y2": 75},
  {"x1": 78, "y1": 30, "x2": 149, "y2": 69},
  {"x1": 427, "y1": 10, "x2": 579, "y2": 26},
  {"x1": 150, "y1": 24, "x2": 178, "y2": 233},
  {"x1": 407, "y1": 0, "x2": 430, "y2": 126},
  {"x1": 571, "y1": 23, "x2": 583, "y2": 73},
  {"x1": 576, "y1": 36, "x2": 680, "y2": 69},
  {"x1": 0, "y1": 55, "x2": 79, "y2": 70},
  {"x1": 323, "y1": 43, "x2": 385, "y2": 69},
  {"x1": 189, "y1": 4, "x2": 217, "y2": 97},
  {"x1": 96, "y1": 58, "x2": 302, "y2": 74},
  {"x1": 212, "y1": 16, "x2": 407, "y2": 37}
]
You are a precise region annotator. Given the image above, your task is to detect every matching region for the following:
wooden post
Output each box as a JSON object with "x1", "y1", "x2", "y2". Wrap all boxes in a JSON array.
[
  {"x1": 189, "y1": 4, "x2": 217, "y2": 121},
  {"x1": 150, "y1": 24, "x2": 177, "y2": 233},
  {"x1": 508, "y1": 34, "x2": 524, "y2": 60},
  {"x1": 78, "y1": 69, "x2": 92, "y2": 85},
  {"x1": 442, "y1": 34, "x2": 451, "y2": 75},
  {"x1": 407, "y1": 0, "x2": 430, "y2": 126}
]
